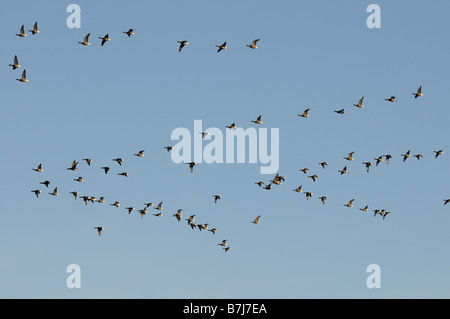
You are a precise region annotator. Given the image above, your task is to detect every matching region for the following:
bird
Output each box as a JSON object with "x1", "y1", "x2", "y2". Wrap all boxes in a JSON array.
[
  {"x1": 200, "y1": 132, "x2": 210, "y2": 139},
  {"x1": 293, "y1": 185, "x2": 303, "y2": 193},
  {"x1": 251, "y1": 115, "x2": 263, "y2": 124},
  {"x1": 270, "y1": 174, "x2": 282, "y2": 185},
  {"x1": 49, "y1": 187, "x2": 59, "y2": 196},
  {"x1": 299, "y1": 168, "x2": 309, "y2": 174},
  {"x1": 40, "y1": 180, "x2": 51, "y2": 188},
  {"x1": 83, "y1": 158, "x2": 93, "y2": 166},
  {"x1": 73, "y1": 177, "x2": 84, "y2": 182},
  {"x1": 138, "y1": 208, "x2": 148, "y2": 218},
  {"x1": 189, "y1": 223, "x2": 197, "y2": 230},
  {"x1": 385, "y1": 96, "x2": 397, "y2": 102},
  {"x1": 208, "y1": 228, "x2": 217, "y2": 234},
  {"x1": 97, "y1": 197, "x2": 105, "y2": 203},
  {"x1": 32, "y1": 164, "x2": 44, "y2": 172},
  {"x1": 373, "y1": 209, "x2": 381, "y2": 217},
  {"x1": 434, "y1": 150, "x2": 444, "y2": 159},
  {"x1": 28, "y1": 22, "x2": 39, "y2": 35},
  {"x1": 186, "y1": 162, "x2": 197, "y2": 173},
  {"x1": 304, "y1": 192, "x2": 313, "y2": 200},
  {"x1": 344, "y1": 199, "x2": 355, "y2": 207},
  {"x1": 255, "y1": 181, "x2": 264, "y2": 187},
  {"x1": 334, "y1": 108, "x2": 345, "y2": 114},
  {"x1": 359, "y1": 205, "x2": 369, "y2": 212},
  {"x1": 98, "y1": 34, "x2": 111, "y2": 46},
  {"x1": 384, "y1": 154, "x2": 392, "y2": 165},
  {"x1": 246, "y1": 39, "x2": 260, "y2": 49},
  {"x1": 67, "y1": 160, "x2": 79, "y2": 171},
  {"x1": 153, "y1": 212, "x2": 163, "y2": 217},
  {"x1": 319, "y1": 162, "x2": 328, "y2": 169},
  {"x1": 223, "y1": 247, "x2": 231, "y2": 252},
  {"x1": 173, "y1": 209, "x2": 183, "y2": 222},
  {"x1": 70, "y1": 191, "x2": 79, "y2": 200},
  {"x1": 15, "y1": 25, "x2": 27, "y2": 37},
  {"x1": 319, "y1": 196, "x2": 327, "y2": 204},
  {"x1": 16, "y1": 69, "x2": 28, "y2": 82},
  {"x1": 185, "y1": 214, "x2": 195, "y2": 225},
  {"x1": 113, "y1": 158, "x2": 124, "y2": 166},
  {"x1": 144, "y1": 203, "x2": 154, "y2": 208},
  {"x1": 164, "y1": 146, "x2": 173, "y2": 152},
  {"x1": 177, "y1": 40, "x2": 189, "y2": 52},
  {"x1": 216, "y1": 42, "x2": 227, "y2": 53},
  {"x1": 101, "y1": 167, "x2": 110, "y2": 174},
  {"x1": 218, "y1": 240, "x2": 228, "y2": 246},
  {"x1": 374, "y1": 156, "x2": 383, "y2": 166},
  {"x1": 338, "y1": 166, "x2": 349, "y2": 175},
  {"x1": 413, "y1": 154, "x2": 423, "y2": 160},
  {"x1": 354, "y1": 97, "x2": 365, "y2": 108},
  {"x1": 123, "y1": 29, "x2": 135, "y2": 37},
  {"x1": 412, "y1": 86, "x2": 423, "y2": 98},
  {"x1": 443, "y1": 199, "x2": 450, "y2": 206},
  {"x1": 362, "y1": 162, "x2": 372, "y2": 172},
  {"x1": 117, "y1": 172, "x2": 129, "y2": 177},
  {"x1": 80, "y1": 196, "x2": 90, "y2": 206},
  {"x1": 78, "y1": 33, "x2": 91, "y2": 45},
  {"x1": 381, "y1": 211, "x2": 391, "y2": 220},
  {"x1": 154, "y1": 202, "x2": 163, "y2": 210},
  {"x1": 263, "y1": 183, "x2": 272, "y2": 190},
  {"x1": 213, "y1": 195, "x2": 221, "y2": 203},
  {"x1": 134, "y1": 150, "x2": 145, "y2": 157},
  {"x1": 401, "y1": 150, "x2": 411, "y2": 162},
  {"x1": 298, "y1": 109, "x2": 310, "y2": 118},
  {"x1": 110, "y1": 201, "x2": 120, "y2": 208},
  {"x1": 197, "y1": 224, "x2": 208, "y2": 231},
  {"x1": 9, "y1": 55, "x2": 21, "y2": 70},
  {"x1": 226, "y1": 123, "x2": 237, "y2": 129},
  {"x1": 344, "y1": 152, "x2": 355, "y2": 161},
  {"x1": 31, "y1": 190, "x2": 41, "y2": 198},
  {"x1": 94, "y1": 227, "x2": 104, "y2": 236},
  {"x1": 308, "y1": 175, "x2": 318, "y2": 182},
  {"x1": 251, "y1": 215, "x2": 261, "y2": 224}
]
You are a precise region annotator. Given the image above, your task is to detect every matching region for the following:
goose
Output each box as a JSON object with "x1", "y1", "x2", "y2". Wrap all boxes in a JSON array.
[
  {"x1": 384, "y1": 154, "x2": 392, "y2": 165},
  {"x1": 334, "y1": 108, "x2": 345, "y2": 114},
  {"x1": 189, "y1": 223, "x2": 197, "y2": 230},
  {"x1": 381, "y1": 211, "x2": 391, "y2": 220},
  {"x1": 359, "y1": 205, "x2": 369, "y2": 212},
  {"x1": 144, "y1": 202, "x2": 154, "y2": 208},
  {"x1": 443, "y1": 199, "x2": 450, "y2": 206},
  {"x1": 209, "y1": 228, "x2": 217, "y2": 234},
  {"x1": 304, "y1": 192, "x2": 313, "y2": 200},
  {"x1": 308, "y1": 175, "x2": 318, "y2": 182},
  {"x1": 213, "y1": 195, "x2": 221, "y2": 203},
  {"x1": 412, "y1": 86, "x2": 423, "y2": 98},
  {"x1": 344, "y1": 199, "x2": 355, "y2": 207},
  {"x1": 298, "y1": 108, "x2": 310, "y2": 118},
  {"x1": 80, "y1": 196, "x2": 90, "y2": 206},
  {"x1": 40, "y1": 180, "x2": 51, "y2": 188},
  {"x1": 338, "y1": 166, "x2": 349, "y2": 175},
  {"x1": 413, "y1": 154, "x2": 423, "y2": 160},
  {"x1": 98, "y1": 34, "x2": 111, "y2": 46},
  {"x1": 362, "y1": 162, "x2": 372, "y2": 172},
  {"x1": 223, "y1": 247, "x2": 231, "y2": 252},
  {"x1": 110, "y1": 201, "x2": 120, "y2": 208},
  {"x1": 263, "y1": 183, "x2": 272, "y2": 190},
  {"x1": 173, "y1": 209, "x2": 183, "y2": 222},
  {"x1": 226, "y1": 123, "x2": 237, "y2": 129},
  {"x1": 9, "y1": 55, "x2": 21, "y2": 70},
  {"x1": 251, "y1": 215, "x2": 261, "y2": 224},
  {"x1": 255, "y1": 181, "x2": 265, "y2": 187},
  {"x1": 101, "y1": 166, "x2": 110, "y2": 174},
  {"x1": 299, "y1": 168, "x2": 309, "y2": 174},
  {"x1": 113, "y1": 158, "x2": 124, "y2": 166},
  {"x1": 88, "y1": 196, "x2": 97, "y2": 203},
  {"x1": 200, "y1": 132, "x2": 210, "y2": 139},
  {"x1": 164, "y1": 146, "x2": 173, "y2": 152},
  {"x1": 16, "y1": 69, "x2": 28, "y2": 82},
  {"x1": 153, "y1": 212, "x2": 163, "y2": 217},
  {"x1": 246, "y1": 39, "x2": 260, "y2": 49},
  {"x1": 353, "y1": 97, "x2": 364, "y2": 108},
  {"x1": 97, "y1": 197, "x2": 105, "y2": 203},
  {"x1": 49, "y1": 187, "x2": 59, "y2": 196},
  {"x1": 16, "y1": 25, "x2": 27, "y2": 37},
  {"x1": 31, "y1": 190, "x2": 41, "y2": 198},
  {"x1": 78, "y1": 33, "x2": 91, "y2": 45},
  {"x1": 374, "y1": 156, "x2": 383, "y2": 166},
  {"x1": 197, "y1": 223, "x2": 208, "y2": 231},
  {"x1": 94, "y1": 227, "x2": 104, "y2": 236},
  {"x1": 28, "y1": 22, "x2": 39, "y2": 35},
  {"x1": 186, "y1": 162, "x2": 197, "y2": 173},
  {"x1": 216, "y1": 41, "x2": 227, "y2": 53},
  {"x1": 319, "y1": 196, "x2": 327, "y2": 204},
  {"x1": 293, "y1": 185, "x2": 303, "y2": 193},
  {"x1": 70, "y1": 191, "x2": 79, "y2": 200},
  {"x1": 251, "y1": 115, "x2": 263, "y2": 124},
  {"x1": 67, "y1": 160, "x2": 79, "y2": 171},
  {"x1": 185, "y1": 214, "x2": 195, "y2": 224},
  {"x1": 117, "y1": 172, "x2": 129, "y2": 177},
  {"x1": 218, "y1": 239, "x2": 228, "y2": 246},
  {"x1": 83, "y1": 158, "x2": 93, "y2": 166},
  {"x1": 434, "y1": 150, "x2": 444, "y2": 159},
  {"x1": 32, "y1": 163, "x2": 44, "y2": 172},
  {"x1": 73, "y1": 177, "x2": 84, "y2": 182},
  {"x1": 134, "y1": 150, "x2": 145, "y2": 157},
  {"x1": 319, "y1": 162, "x2": 328, "y2": 169},
  {"x1": 270, "y1": 174, "x2": 282, "y2": 185},
  {"x1": 123, "y1": 29, "x2": 135, "y2": 37},
  {"x1": 343, "y1": 152, "x2": 355, "y2": 161},
  {"x1": 373, "y1": 209, "x2": 381, "y2": 217},
  {"x1": 401, "y1": 150, "x2": 411, "y2": 162},
  {"x1": 154, "y1": 202, "x2": 163, "y2": 210},
  {"x1": 385, "y1": 96, "x2": 397, "y2": 102},
  {"x1": 177, "y1": 40, "x2": 189, "y2": 52},
  {"x1": 138, "y1": 208, "x2": 148, "y2": 218}
]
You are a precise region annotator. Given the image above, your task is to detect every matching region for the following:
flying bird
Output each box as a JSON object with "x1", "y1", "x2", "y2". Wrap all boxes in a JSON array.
[
  {"x1": 138, "y1": 208, "x2": 148, "y2": 218},
  {"x1": 251, "y1": 215, "x2": 261, "y2": 224},
  {"x1": 113, "y1": 158, "x2": 124, "y2": 166},
  {"x1": 134, "y1": 150, "x2": 145, "y2": 157},
  {"x1": 164, "y1": 146, "x2": 173, "y2": 152},
  {"x1": 28, "y1": 22, "x2": 39, "y2": 35},
  {"x1": 186, "y1": 162, "x2": 197, "y2": 173},
  {"x1": 413, "y1": 154, "x2": 423, "y2": 160},
  {"x1": 334, "y1": 108, "x2": 345, "y2": 114},
  {"x1": 338, "y1": 166, "x2": 349, "y2": 175},
  {"x1": 412, "y1": 86, "x2": 423, "y2": 98},
  {"x1": 216, "y1": 42, "x2": 227, "y2": 53},
  {"x1": 16, "y1": 25, "x2": 27, "y2": 37},
  {"x1": 304, "y1": 192, "x2": 313, "y2": 200},
  {"x1": 177, "y1": 40, "x2": 189, "y2": 52},
  {"x1": 83, "y1": 158, "x2": 93, "y2": 166},
  {"x1": 251, "y1": 115, "x2": 263, "y2": 124},
  {"x1": 384, "y1": 154, "x2": 392, "y2": 165},
  {"x1": 308, "y1": 175, "x2": 318, "y2": 182},
  {"x1": 101, "y1": 167, "x2": 110, "y2": 174},
  {"x1": 344, "y1": 152, "x2": 355, "y2": 161},
  {"x1": 218, "y1": 240, "x2": 228, "y2": 247},
  {"x1": 49, "y1": 187, "x2": 59, "y2": 196},
  {"x1": 70, "y1": 191, "x2": 79, "y2": 200},
  {"x1": 319, "y1": 162, "x2": 328, "y2": 169},
  {"x1": 362, "y1": 162, "x2": 372, "y2": 172},
  {"x1": 213, "y1": 195, "x2": 221, "y2": 203},
  {"x1": 298, "y1": 109, "x2": 310, "y2": 118},
  {"x1": 226, "y1": 123, "x2": 237, "y2": 129},
  {"x1": 154, "y1": 202, "x2": 163, "y2": 210},
  {"x1": 67, "y1": 160, "x2": 79, "y2": 171},
  {"x1": 32, "y1": 164, "x2": 44, "y2": 172},
  {"x1": 344, "y1": 199, "x2": 355, "y2": 207},
  {"x1": 359, "y1": 205, "x2": 369, "y2": 212},
  {"x1": 94, "y1": 227, "x2": 104, "y2": 236},
  {"x1": 293, "y1": 185, "x2": 303, "y2": 193},
  {"x1": 401, "y1": 150, "x2": 411, "y2": 162},
  {"x1": 40, "y1": 180, "x2": 51, "y2": 188},
  {"x1": 173, "y1": 209, "x2": 183, "y2": 222},
  {"x1": 255, "y1": 181, "x2": 264, "y2": 187},
  {"x1": 443, "y1": 199, "x2": 450, "y2": 206},
  {"x1": 73, "y1": 177, "x2": 84, "y2": 182},
  {"x1": 123, "y1": 29, "x2": 135, "y2": 37},
  {"x1": 98, "y1": 34, "x2": 111, "y2": 46},
  {"x1": 78, "y1": 33, "x2": 91, "y2": 46},
  {"x1": 110, "y1": 201, "x2": 120, "y2": 208},
  {"x1": 117, "y1": 172, "x2": 129, "y2": 177},
  {"x1": 434, "y1": 150, "x2": 444, "y2": 159},
  {"x1": 354, "y1": 97, "x2": 365, "y2": 108},
  {"x1": 385, "y1": 96, "x2": 397, "y2": 102},
  {"x1": 9, "y1": 55, "x2": 21, "y2": 70},
  {"x1": 31, "y1": 190, "x2": 41, "y2": 198},
  {"x1": 299, "y1": 168, "x2": 309, "y2": 174},
  {"x1": 16, "y1": 70, "x2": 28, "y2": 82},
  {"x1": 318, "y1": 196, "x2": 327, "y2": 205},
  {"x1": 246, "y1": 39, "x2": 260, "y2": 49}
]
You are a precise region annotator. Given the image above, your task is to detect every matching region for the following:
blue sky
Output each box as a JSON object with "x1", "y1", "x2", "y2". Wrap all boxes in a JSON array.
[{"x1": 1, "y1": 0, "x2": 450, "y2": 298}]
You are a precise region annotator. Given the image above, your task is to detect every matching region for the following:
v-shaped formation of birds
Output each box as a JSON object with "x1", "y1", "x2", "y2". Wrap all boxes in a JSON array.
[{"x1": 17, "y1": 23, "x2": 447, "y2": 251}]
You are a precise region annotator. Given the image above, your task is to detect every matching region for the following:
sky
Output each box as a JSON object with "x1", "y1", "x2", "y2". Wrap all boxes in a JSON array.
[{"x1": 0, "y1": 0, "x2": 450, "y2": 299}]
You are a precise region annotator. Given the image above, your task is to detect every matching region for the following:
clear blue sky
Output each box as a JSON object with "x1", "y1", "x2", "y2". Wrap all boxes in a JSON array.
[{"x1": 1, "y1": 0, "x2": 450, "y2": 298}]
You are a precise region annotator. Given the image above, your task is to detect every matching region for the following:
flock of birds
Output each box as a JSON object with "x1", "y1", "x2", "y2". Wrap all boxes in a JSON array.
[{"x1": 15, "y1": 21, "x2": 448, "y2": 253}]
